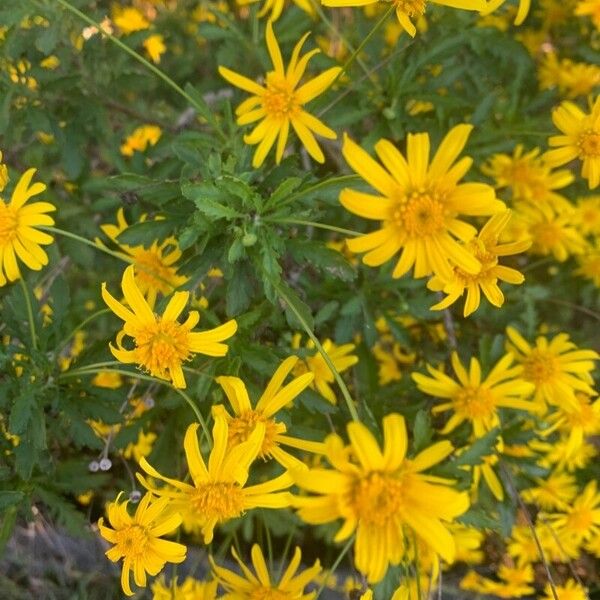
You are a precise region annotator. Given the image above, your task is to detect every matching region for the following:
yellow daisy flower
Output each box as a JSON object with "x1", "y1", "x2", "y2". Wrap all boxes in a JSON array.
[
  {"x1": 100, "y1": 209, "x2": 188, "y2": 307},
  {"x1": 544, "y1": 96, "x2": 600, "y2": 189},
  {"x1": 576, "y1": 245, "x2": 600, "y2": 286},
  {"x1": 539, "y1": 53, "x2": 600, "y2": 99},
  {"x1": 219, "y1": 22, "x2": 341, "y2": 167},
  {"x1": 522, "y1": 470, "x2": 578, "y2": 511},
  {"x1": 293, "y1": 413, "x2": 469, "y2": 582},
  {"x1": 322, "y1": 0, "x2": 485, "y2": 38},
  {"x1": 213, "y1": 356, "x2": 325, "y2": 470},
  {"x1": 120, "y1": 124, "x2": 162, "y2": 156},
  {"x1": 505, "y1": 326, "x2": 599, "y2": 409},
  {"x1": 531, "y1": 435, "x2": 598, "y2": 471},
  {"x1": 211, "y1": 544, "x2": 321, "y2": 598},
  {"x1": 428, "y1": 211, "x2": 530, "y2": 316},
  {"x1": 575, "y1": 0, "x2": 600, "y2": 29},
  {"x1": 123, "y1": 430, "x2": 157, "y2": 463},
  {"x1": 541, "y1": 580, "x2": 589, "y2": 600},
  {"x1": 98, "y1": 492, "x2": 186, "y2": 596},
  {"x1": 143, "y1": 34, "x2": 166, "y2": 64},
  {"x1": 151, "y1": 576, "x2": 218, "y2": 600},
  {"x1": 340, "y1": 125, "x2": 505, "y2": 281},
  {"x1": 412, "y1": 351, "x2": 536, "y2": 437},
  {"x1": 112, "y1": 6, "x2": 151, "y2": 33},
  {"x1": 0, "y1": 168, "x2": 55, "y2": 286},
  {"x1": 102, "y1": 265, "x2": 237, "y2": 389},
  {"x1": 137, "y1": 417, "x2": 292, "y2": 544},
  {"x1": 573, "y1": 196, "x2": 600, "y2": 236},
  {"x1": 291, "y1": 334, "x2": 358, "y2": 404}
]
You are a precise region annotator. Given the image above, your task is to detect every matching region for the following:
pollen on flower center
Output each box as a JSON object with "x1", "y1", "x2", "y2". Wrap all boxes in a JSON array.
[
  {"x1": 191, "y1": 482, "x2": 245, "y2": 522},
  {"x1": 390, "y1": 0, "x2": 427, "y2": 18},
  {"x1": 0, "y1": 204, "x2": 18, "y2": 241},
  {"x1": 134, "y1": 320, "x2": 191, "y2": 375},
  {"x1": 391, "y1": 189, "x2": 448, "y2": 237},
  {"x1": 348, "y1": 471, "x2": 408, "y2": 525},
  {"x1": 228, "y1": 411, "x2": 280, "y2": 458},
  {"x1": 263, "y1": 75, "x2": 299, "y2": 118},
  {"x1": 578, "y1": 130, "x2": 600, "y2": 158},
  {"x1": 250, "y1": 588, "x2": 289, "y2": 600},
  {"x1": 115, "y1": 524, "x2": 148, "y2": 557},
  {"x1": 522, "y1": 351, "x2": 559, "y2": 384},
  {"x1": 454, "y1": 386, "x2": 496, "y2": 419}
]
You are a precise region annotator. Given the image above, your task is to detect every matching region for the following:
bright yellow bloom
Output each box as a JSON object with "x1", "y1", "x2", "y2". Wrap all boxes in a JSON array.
[
  {"x1": 340, "y1": 125, "x2": 505, "y2": 280},
  {"x1": 98, "y1": 492, "x2": 186, "y2": 596},
  {"x1": 412, "y1": 352, "x2": 535, "y2": 437},
  {"x1": 138, "y1": 417, "x2": 292, "y2": 544},
  {"x1": 460, "y1": 564, "x2": 535, "y2": 597},
  {"x1": 237, "y1": 0, "x2": 315, "y2": 20},
  {"x1": 120, "y1": 124, "x2": 162, "y2": 156},
  {"x1": 151, "y1": 576, "x2": 218, "y2": 600},
  {"x1": 211, "y1": 544, "x2": 321, "y2": 598},
  {"x1": 372, "y1": 318, "x2": 415, "y2": 384},
  {"x1": 480, "y1": 0, "x2": 530, "y2": 25},
  {"x1": 450, "y1": 523, "x2": 484, "y2": 564},
  {"x1": 213, "y1": 356, "x2": 325, "y2": 470},
  {"x1": 574, "y1": 196, "x2": 600, "y2": 236},
  {"x1": 143, "y1": 34, "x2": 166, "y2": 64},
  {"x1": 545, "y1": 96, "x2": 600, "y2": 189},
  {"x1": 323, "y1": 0, "x2": 485, "y2": 38},
  {"x1": 541, "y1": 580, "x2": 589, "y2": 600},
  {"x1": 575, "y1": 0, "x2": 600, "y2": 29},
  {"x1": 291, "y1": 334, "x2": 358, "y2": 404},
  {"x1": 0, "y1": 168, "x2": 55, "y2": 286},
  {"x1": 539, "y1": 53, "x2": 600, "y2": 99},
  {"x1": 123, "y1": 430, "x2": 157, "y2": 462},
  {"x1": 506, "y1": 326, "x2": 598, "y2": 409},
  {"x1": 576, "y1": 244, "x2": 600, "y2": 286},
  {"x1": 531, "y1": 435, "x2": 598, "y2": 471},
  {"x1": 219, "y1": 22, "x2": 341, "y2": 167},
  {"x1": 507, "y1": 523, "x2": 579, "y2": 565},
  {"x1": 102, "y1": 265, "x2": 237, "y2": 388},
  {"x1": 293, "y1": 414, "x2": 469, "y2": 582},
  {"x1": 0, "y1": 151, "x2": 8, "y2": 191},
  {"x1": 92, "y1": 370, "x2": 124, "y2": 389},
  {"x1": 522, "y1": 470, "x2": 578, "y2": 511},
  {"x1": 100, "y1": 209, "x2": 188, "y2": 306},
  {"x1": 428, "y1": 211, "x2": 530, "y2": 316},
  {"x1": 113, "y1": 6, "x2": 151, "y2": 33}
]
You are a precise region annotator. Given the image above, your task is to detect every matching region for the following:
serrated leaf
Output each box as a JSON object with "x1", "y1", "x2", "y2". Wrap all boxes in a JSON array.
[
  {"x1": 287, "y1": 240, "x2": 356, "y2": 282},
  {"x1": 182, "y1": 182, "x2": 243, "y2": 220}
]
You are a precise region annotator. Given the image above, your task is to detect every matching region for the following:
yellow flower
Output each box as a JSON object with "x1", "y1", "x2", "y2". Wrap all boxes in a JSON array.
[
  {"x1": 412, "y1": 351, "x2": 536, "y2": 437},
  {"x1": 480, "y1": 0, "x2": 530, "y2": 25},
  {"x1": 507, "y1": 523, "x2": 580, "y2": 566},
  {"x1": 372, "y1": 326, "x2": 415, "y2": 385},
  {"x1": 138, "y1": 417, "x2": 292, "y2": 544},
  {"x1": 120, "y1": 124, "x2": 162, "y2": 156},
  {"x1": 123, "y1": 430, "x2": 157, "y2": 462},
  {"x1": 505, "y1": 326, "x2": 598, "y2": 410},
  {"x1": 544, "y1": 96, "x2": 600, "y2": 189},
  {"x1": 449, "y1": 523, "x2": 484, "y2": 564},
  {"x1": 460, "y1": 564, "x2": 535, "y2": 597},
  {"x1": 211, "y1": 544, "x2": 321, "y2": 598},
  {"x1": 102, "y1": 265, "x2": 237, "y2": 388},
  {"x1": 428, "y1": 211, "x2": 530, "y2": 316},
  {"x1": 574, "y1": 196, "x2": 600, "y2": 236},
  {"x1": 213, "y1": 356, "x2": 324, "y2": 470},
  {"x1": 541, "y1": 580, "x2": 589, "y2": 600},
  {"x1": 113, "y1": 6, "x2": 151, "y2": 33},
  {"x1": 151, "y1": 576, "x2": 218, "y2": 600},
  {"x1": 293, "y1": 414, "x2": 469, "y2": 582},
  {"x1": 0, "y1": 168, "x2": 55, "y2": 286},
  {"x1": 0, "y1": 151, "x2": 8, "y2": 192},
  {"x1": 40, "y1": 55, "x2": 60, "y2": 70},
  {"x1": 522, "y1": 470, "x2": 578, "y2": 510},
  {"x1": 323, "y1": 0, "x2": 484, "y2": 38},
  {"x1": 143, "y1": 34, "x2": 166, "y2": 64},
  {"x1": 531, "y1": 435, "x2": 598, "y2": 471},
  {"x1": 98, "y1": 492, "x2": 186, "y2": 596},
  {"x1": 219, "y1": 22, "x2": 341, "y2": 167},
  {"x1": 576, "y1": 244, "x2": 600, "y2": 286},
  {"x1": 100, "y1": 208, "x2": 188, "y2": 306},
  {"x1": 340, "y1": 125, "x2": 505, "y2": 280},
  {"x1": 92, "y1": 370, "x2": 124, "y2": 389},
  {"x1": 539, "y1": 53, "x2": 600, "y2": 99},
  {"x1": 291, "y1": 334, "x2": 358, "y2": 404},
  {"x1": 575, "y1": 0, "x2": 600, "y2": 29}
]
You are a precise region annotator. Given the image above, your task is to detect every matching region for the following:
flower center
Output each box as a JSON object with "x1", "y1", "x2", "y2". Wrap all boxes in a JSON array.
[
  {"x1": 566, "y1": 508, "x2": 594, "y2": 533},
  {"x1": 134, "y1": 319, "x2": 191, "y2": 378},
  {"x1": 0, "y1": 203, "x2": 18, "y2": 243},
  {"x1": 453, "y1": 385, "x2": 497, "y2": 421},
  {"x1": 522, "y1": 350, "x2": 559, "y2": 384},
  {"x1": 250, "y1": 588, "x2": 289, "y2": 600},
  {"x1": 453, "y1": 240, "x2": 497, "y2": 283},
  {"x1": 115, "y1": 524, "x2": 148, "y2": 558},
  {"x1": 348, "y1": 471, "x2": 409, "y2": 526},
  {"x1": 228, "y1": 411, "x2": 282, "y2": 459},
  {"x1": 263, "y1": 74, "x2": 299, "y2": 119},
  {"x1": 191, "y1": 482, "x2": 244, "y2": 522},
  {"x1": 390, "y1": 0, "x2": 427, "y2": 18},
  {"x1": 578, "y1": 130, "x2": 600, "y2": 158},
  {"x1": 390, "y1": 189, "x2": 448, "y2": 238},
  {"x1": 530, "y1": 221, "x2": 563, "y2": 248}
]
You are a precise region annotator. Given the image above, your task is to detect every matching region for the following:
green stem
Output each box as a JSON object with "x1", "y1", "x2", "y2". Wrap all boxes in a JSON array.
[
  {"x1": 272, "y1": 174, "x2": 361, "y2": 210},
  {"x1": 314, "y1": 536, "x2": 354, "y2": 599},
  {"x1": 42, "y1": 226, "x2": 132, "y2": 264},
  {"x1": 19, "y1": 277, "x2": 37, "y2": 351},
  {"x1": 272, "y1": 280, "x2": 360, "y2": 422},
  {"x1": 54, "y1": 0, "x2": 225, "y2": 140},
  {"x1": 57, "y1": 308, "x2": 110, "y2": 355},
  {"x1": 276, "y1": 524, "x2": 297, "y2": 581},
  {"x1": 268, "y1": 217, "x2": 361, "y2": 238},
  {"x1": 59, "y1": 367, "x2": 211, "y2": 440}
]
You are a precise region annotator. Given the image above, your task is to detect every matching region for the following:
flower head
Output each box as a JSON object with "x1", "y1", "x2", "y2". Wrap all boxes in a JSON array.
[
  {"x1": 340, "y1": 125, "x2": 505, "y2": 281},
  {"x1": 98, "y1": 492, "x2": 186, "y2": 596},
  {"x1": 213, "y1": 356, "x2": 324, "y2": 470},
  {"x1": 102, "y1": 265, "x2": 237, "y2": 388},
  {"x1": 575, "y1": 0, "x2": 600, "y2": 29},
  {"x1": 0, "y1": 168, "x2": 55, "y2": 286},
  {"x1": 219, "y1": 22, "x2": 341, "y2": 167},
  {"x1": 293, "y1": 414, "x2": 469, "y2": 582},
  {"x1": 138, "y1": 416, "x2": 292, "y2": 544},
  {"x1": 151, "y1": 576, "x2": 218, "y2": 600},
  {"x1": 120, "y1": 124, "x2": 162, "y2": 156},
  {"x1": 545, "y1": 96, "x2": 600, "y2": 189},
  {"x1": 211, "y1": 544, "x2": 321, "y2": 599}
]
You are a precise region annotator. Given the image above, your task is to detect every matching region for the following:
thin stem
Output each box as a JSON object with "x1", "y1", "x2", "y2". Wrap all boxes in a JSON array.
[
  {"x1": 57, "y1": 308, "x2": 110, "y2": 355},
  {"x1": 268, "y1": 217, "x2": 361, "y2": 238},
  {"x1": 272, "y1": 280, "x2": 360, "y2": 422},
  {"x1": 314, "y1": 536, "x2": 354, "y2": 599},
  {"x1": 276, "y1": 524, "x2": 297, "y2": 581},
  {"x1": 19, "y1": 277, "x2": 37, "y2": 350},
  {"x1": 54, "y1": 0, "x2": 226, "y2": 140},
  {"x1": 41, "y1": 226, "x2": 132, "y2": 263},
  {"x1": 271, "y1": 174, "x2": 361, "y2": 210}
]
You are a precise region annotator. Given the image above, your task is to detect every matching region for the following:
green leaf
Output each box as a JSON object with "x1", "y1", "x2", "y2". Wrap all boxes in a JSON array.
[
  {"x1": 412, "y1": 410, "x2": 433, "y2": 453},
  {"x1": 116, "y1": 219, "x2": 178, "y2": 247},
  {"x1": 182, "y1": 182, "x2": 244, "y2": 220},
  {"x1": 0, "y1": 491, "x2": 25, "y2": 511},
  {"x1": 454, "y1": 427, "x2": 500, "y2": 467},
  {"x1": 287, "y1": 240, "x2": 356, "y2": 282}
]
